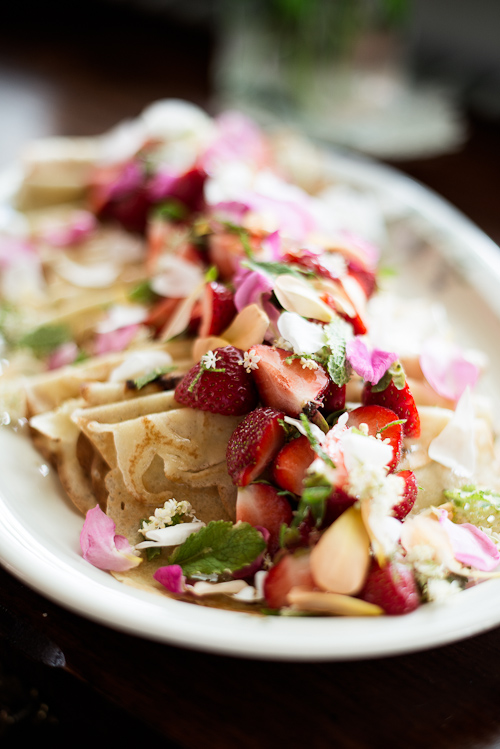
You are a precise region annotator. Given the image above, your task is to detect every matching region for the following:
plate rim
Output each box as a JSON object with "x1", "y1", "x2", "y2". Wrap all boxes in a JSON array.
[{"x1": 1, "y1": 151, "x2": 500, "y2": 661}]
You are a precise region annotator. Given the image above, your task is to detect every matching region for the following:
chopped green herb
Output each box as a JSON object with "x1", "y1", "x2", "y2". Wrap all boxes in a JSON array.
[
  {"x1": 155, "y1": 198, "x2": 188, "y2": 222},
  {"x1": 128, "y1": 280, "x2": 156, "y2": 305},
  {"x1": 131, "y1": 365, "x2": 176, "y2": 390}
]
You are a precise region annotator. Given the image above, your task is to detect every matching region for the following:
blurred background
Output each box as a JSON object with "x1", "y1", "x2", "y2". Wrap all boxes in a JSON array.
[
  {"x1": 1, "y1": 0, "x2": 500, "y2": 743},
  {"x1": 1, "y1": 0, "x2": 499, "y2": 239}
]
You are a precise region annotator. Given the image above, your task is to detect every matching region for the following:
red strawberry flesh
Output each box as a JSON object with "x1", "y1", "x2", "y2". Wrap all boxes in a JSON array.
[
  {"x1": 359, "y1": 560, "x2": 420, "y2": 615},
  {"x1": 236, "y1": 483, "x2": 293, "y2": 554},
  {"x1": 174, "y1": 345, "x2": 258, "y2": 416},
  {"x1": 362, "y1": 380, "x2": 421, "y2": 438},
  {"x1": 392, "y1": 469, "x2": 418, "y2": 520},
  {"x1": 271, "y1": 435, "x2": 315, "y2": 496},
  {"x1": 226, "y1": 407, "x2": 287, "y2": 486},
  {"x1": 250, "y1": 344, "x2": 329, "y2": 418},
  {"x1": 263, "y1": 550, "x2": 314, "y2": 609},
  {"x1": 198, "y1": 281, "x2": 237, "y2": 338}
]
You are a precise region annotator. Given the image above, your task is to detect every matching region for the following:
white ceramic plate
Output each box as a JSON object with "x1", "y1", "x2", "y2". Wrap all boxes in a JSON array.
[{"x1": 2, "y1": 152, "x2": 500, "y2": 661}]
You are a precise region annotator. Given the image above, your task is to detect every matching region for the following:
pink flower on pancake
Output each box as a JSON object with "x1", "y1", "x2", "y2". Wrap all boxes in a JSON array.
[
  {"x1": 154, "y1": 564, "x2": 186, "y2": 594},
  {"x1": 420, "y1": 337, "x2": 479, "y2": 402},
  {"x1": 47, "y1": 342, "x2": 79, "y2": 370},
  {"x1": 80, "y1": 506, "x2": 142, "y2": 572},
  {"x1": 93, "y1": 324, "x2": 140, "y2": 355},
  {"x1": 346, "y1": 337, "x2": 398, "y2": 385}
]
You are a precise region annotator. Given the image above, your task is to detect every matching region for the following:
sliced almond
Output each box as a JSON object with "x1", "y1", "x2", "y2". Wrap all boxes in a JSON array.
[
  {"x1": 273, "y1": 275, "x2": 334, "y2": 323},
  {"x1": 310, "y1": 505, "x2": 371, "y2": 595},
  {"x1": 222, "y1": 304, "x2": 269, "y2": 350},
  {"x1": 287, "y1": 588, "x2": 383, "y2": 616}
]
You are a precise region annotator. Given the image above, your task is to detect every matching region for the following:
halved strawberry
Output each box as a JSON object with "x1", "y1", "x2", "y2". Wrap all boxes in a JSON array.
[
  {"x1": 263, "y1": 550, "x2": 314, "y2": 609},
  {"x1": 271, "y1": 435, "x2": 315, "y2": 496},
  {"x1": 321, "y1": 381, "x2": 346, "y2": 416},
  {"x1": 236, "y1": 483, "x2": 293, "y2": 554},
  {"x1": 359, "y1": 560, "x2": 420, "y2": 615},
  {"x1": 346, "y1": 404, "x2": 404, "y2": 472},
  {"x1": 392, "y1": 469, "x2": 418, "y2": 520},
  {"x1": 324, "y1": 487, "x2": 356, "y2": 525},
  {"x1": 250, "y1": 345, "x2": 329, "y2": 418},
  {"x1": 198, "y1": 281, "x2": 237, "y2": 338},
  {"x1": 226, "y1": 407, "x2": 287, "y2": 486},
  {"x1": 174, "y1": 346, "x2": 258, "y2": 416},
  {"x1": 362, "y1": 380, "x2": 421, "y2": 438}
]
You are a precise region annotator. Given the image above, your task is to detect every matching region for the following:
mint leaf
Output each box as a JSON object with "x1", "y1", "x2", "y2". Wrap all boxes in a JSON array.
[
  {"x1": 155, "y1": 198, "x2": 188, "y2": 222},
  {"x1": 128, "y1": 280, "x2": 156, "y2": 305},
  {"x1": 130, "y1": 365, "x2": 176, "y2": 390},
  {"x1": 20, "y1": 324, "x2": 72, "y2": 357},
  {"x1": 322, "y1": 318, "x2": 352, "y2": 386},
  {"x1": 168, "y1": 520, "x2": 267, "y2": 578}
]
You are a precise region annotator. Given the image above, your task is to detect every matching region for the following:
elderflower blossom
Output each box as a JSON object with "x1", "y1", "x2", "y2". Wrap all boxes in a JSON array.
[
  {"x1": 201, "y1": 350, "x2": 218, "y2": 369},
  {"x1": 347, "y1": 463, "x2": 404, "y2": 511},
  {"x1": 424, "y1": 577, "x2": 463, "y2": 603},
  {"x1": 239, "y1": 348, "x2": 261, "y2": 373},
  {"x1": 139, "y1": 498, "x2": 196, "y2": 535},
  {"x1": 300, "y1": 357, "x2": 319, "y2": 370}
]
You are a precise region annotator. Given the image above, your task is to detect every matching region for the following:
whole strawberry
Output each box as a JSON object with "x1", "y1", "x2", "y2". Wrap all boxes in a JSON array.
[
  {"x1": 174, "y1": 346, "x2": 258, "y2": 416},
  {"x1": 359, "y1": 560, "x2": 420, "y2": 615}
]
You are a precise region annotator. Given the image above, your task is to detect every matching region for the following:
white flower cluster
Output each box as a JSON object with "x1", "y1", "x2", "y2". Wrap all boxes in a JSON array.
[
  {"x1": 239, "y1": 348, "x2": 261, "y2": 373},
  {"x1": 300, "y1": 357, "x2": 319, "y2": 370},
  {"x1": 139, "y1": 499, "x2": 195, "y2": 535},
  {"x1": 200, "y1": 350, "x2": 218, "y2": 369}
]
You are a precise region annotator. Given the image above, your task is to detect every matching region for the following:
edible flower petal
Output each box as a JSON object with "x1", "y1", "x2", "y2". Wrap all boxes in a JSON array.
[
  {"x1": 346, "y1": 337, "x2": 397, "y2": 385},
  {"x1": 420, "y1": 336, "x2": 480, "y2": 402},
  {"x1": 277, "y1": 312, "x2": 326, "y2": 355},
  {"x1": 153, "y1": 564, "x2": 186, "y2": 594},
  {"x1": 428, "y1": 386, "x2": 476, "y2": 476},
  {"x1": 437, "y1": 509, "x2": 500, "y2": 572},
  {"x1": 40, "y1": 210, "x2": 97, "y2": 247},
  {"x1": 80, "y1": 505, "x2": 142, "y2": 572}
]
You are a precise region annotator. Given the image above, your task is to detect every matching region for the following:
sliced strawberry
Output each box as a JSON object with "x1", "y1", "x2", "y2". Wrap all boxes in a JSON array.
[
  {"x1": 347, "y1": 263, "x2": 377, "y2": 298},
  {"x1": 346, "y1": 404, "x2": 404, "y2": 472},
  {"x1": 392, "y1": 469, "x2": 418, "y2": 521},
  {"x1": 359, "y1": 560, "x2": 421, "y2": 615},
  {"x1": 145, "y1": 297, "x2": 181, "y2": 336},
  {"x1": 321, "y1": 381, "x2": 346, "y2": 416},
  {"x1": 236, "y1": 483, "x2": 293, "y2": 554},
  {"x1": 250, "y1": 345, "x2": 329, "y2": 418},
  {"x1": 263, "y1": 550, "x2": 314, "y2": 609},
  {"x1": 362, "y1": 380, "x2": 421, "y2": 438},
  {"x1": 174, "y1": 346, "x2": 258, "y2": 416},
  {"x1": 198, "y1": 281, "x2": 237, "y2": 338},
  {"x1": 271, "y1": 435, "x2": 315, "y2": 496},
  {"x1": 226, "y1": 407, "x2": 287, "y2": 486},
  {"x1": 324, "y1": 487, "x2": 356, "y2": 525}
]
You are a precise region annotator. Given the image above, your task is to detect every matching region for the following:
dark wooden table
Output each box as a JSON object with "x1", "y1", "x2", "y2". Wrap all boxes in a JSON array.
[{"x1": 2, "y1": 4, "x2": 500, "y2": 747}]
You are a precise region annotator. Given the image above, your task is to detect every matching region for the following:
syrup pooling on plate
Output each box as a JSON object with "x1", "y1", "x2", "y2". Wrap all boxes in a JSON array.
[{"x1": 1, "y1": 99, "x2": 500, "y2": 617}]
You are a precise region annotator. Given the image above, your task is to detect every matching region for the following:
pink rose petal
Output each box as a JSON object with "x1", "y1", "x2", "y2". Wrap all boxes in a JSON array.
[
  {"x1": 80, "y1": 506, "x2": 141, "y2": 572},
  {"x1": 420, "y1": 337, "x2": 479, "y2": 402},
  {"x1": 41, "y1": 210, "x2": 97, "y2": 247},
  {"x1": 153, "y1": 564, "x2": 187, "y2": 594},
  {"x1": 93, "y1": 324, "x2": 140, "y2": 355},
  {"x1": 438, "y1": 510, "x2": 500, "y2": 571},
  {"x1": 233, "y1": 267, "x2": 274, "y2": 312},
  {"x1": 346, "y1": 337, "x2": 398, "y2": 385},
  {"x1": 47, "y1": 342, "x2": 79, "y2": 370}
]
